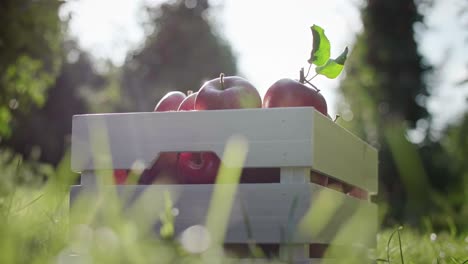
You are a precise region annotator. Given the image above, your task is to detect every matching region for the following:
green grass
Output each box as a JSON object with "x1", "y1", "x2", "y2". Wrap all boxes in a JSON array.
[
  {"x1": 1, "y1": 148, "x2": 466, "y2": 263},
  {"x1": 1, "y1": 181, "x2": 467, "y2": 264},
  {"x1": 376, "y1": 228, "x2": 468, "y2": 264}
]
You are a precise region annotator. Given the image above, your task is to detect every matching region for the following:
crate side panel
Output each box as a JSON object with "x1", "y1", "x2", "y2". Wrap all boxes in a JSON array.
[
  {"x1": 71, "y1": 108, "x2": 315, "y2": 172},
  {"x1": 312, "y1": 112, "x2": 378, "y2": 193},
  {"x1": 70, "y1": 183, "x2": 377, "y2": 246}
]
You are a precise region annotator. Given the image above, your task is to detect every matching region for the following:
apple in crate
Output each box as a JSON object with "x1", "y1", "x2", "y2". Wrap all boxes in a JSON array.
[
  {"x1": 177, "y1": 74, "x2": 262, "y2": 184},
  {"x1": 310, "y1": 171, "x2": 328, "y2": 186},
  {"x1": 154, "y1": 91, "x2": 186, "y2": 111},
  {"x1": 113, "y1": 169, "x2": 129, "y2": 184},
  {"x1": 327, "y1": 178, "x2": 344, "y2": 192},
  {"x1": 177, "y1": 90, "x2": 197, "y2": 111},
  {"x1": 138, "y1": 152, "x2": 181, "y2": 184},
  {"x1": 176, "y1": 90, "x2": 221, "y2": 184},
  {"x1": 263, "y1": 77, "x2": 327, "y2": 115},
  {"x1": 195, "y1": 73, "x2": 262, "y2": 110},
  {"x1": 263, "y1": 70, "x2": 329, "y2": 186},
  {"x1": 138, "y1": 91, "x2": 188, "y2": 184},
  {"x1": 347, "y1": 187, "x2": 369, "y2": 200},
  {"x1": 178, "y1": 152, "x2": 221, "y2": 184}
]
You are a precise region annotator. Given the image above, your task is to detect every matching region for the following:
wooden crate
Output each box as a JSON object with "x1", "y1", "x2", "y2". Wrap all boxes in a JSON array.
[{"x1": 70, "y1": 107, "x2": 378, "y2": 263}]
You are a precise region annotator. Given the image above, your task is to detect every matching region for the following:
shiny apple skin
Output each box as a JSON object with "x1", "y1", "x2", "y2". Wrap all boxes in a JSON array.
[
  {"x1": 177, "y1": 152, "x2": 221, "y2": 184},
  {"x1": 195, "y1": 76, "x2": 262, "y2": 110},
  {"x1": 262, "y1": 78, "x2": 328, "y2": 115},
  {"x1": 177, "y1": 92, "x2": 197, "y2": 111},
  {"x1": 154, "y1": 91, "x2": 186, "y2": 111}
]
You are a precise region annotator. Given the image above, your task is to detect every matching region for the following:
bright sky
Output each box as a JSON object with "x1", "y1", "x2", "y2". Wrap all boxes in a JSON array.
[{"x1": 60, "y1": 0, "x2": 466, "y2": 135}]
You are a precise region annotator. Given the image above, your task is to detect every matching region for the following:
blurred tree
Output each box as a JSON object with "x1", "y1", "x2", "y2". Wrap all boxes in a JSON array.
[
  {"x1": 0, "y1": 0, "x2": 63, "y2": 138},
  {"x1": 439, "y1": 113, "x2": 468, "y2": 221},
  {"x1": 3, "y1": 40, "x2": 106, "y2": 165},
  {"x1": 337, "y1": 0, "x2": 433, "y2": 224},
  {"x1": 413, "y1": 112, "x2": 468, "y2": 230},
  {"x1": 120, "y1": 0, "x2": 237, "y2": 112}
]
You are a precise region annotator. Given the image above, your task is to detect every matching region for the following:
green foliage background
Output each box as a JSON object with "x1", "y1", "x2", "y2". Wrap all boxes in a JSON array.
[
  {"x1": 0, "y1": 0, "x2": 63, "y2": 137},
  {"x1": 336, "y1": 0, "x2": 467, "y2": 230}
]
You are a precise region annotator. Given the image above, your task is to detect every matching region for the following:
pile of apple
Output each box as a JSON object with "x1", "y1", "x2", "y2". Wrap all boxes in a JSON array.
[{"x1": 112, "y1": 25, "x2": 367, "y2": 200}]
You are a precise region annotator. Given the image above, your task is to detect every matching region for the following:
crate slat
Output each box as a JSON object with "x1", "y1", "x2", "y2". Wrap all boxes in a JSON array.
[
  {"x1": 70, "y1": 183, "x2": 377, "y2": 246},
  {"x1": 71, "y1": 108, "x2": 377, "y2": 193}
]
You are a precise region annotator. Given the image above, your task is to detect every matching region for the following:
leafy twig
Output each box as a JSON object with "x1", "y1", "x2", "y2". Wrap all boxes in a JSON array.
[
  {"x1": 305, "y1": 63, "x2": 313, "y2": 79},
  {"x1": 307, "y1": 73, "x2": 319, "y2": 82}
]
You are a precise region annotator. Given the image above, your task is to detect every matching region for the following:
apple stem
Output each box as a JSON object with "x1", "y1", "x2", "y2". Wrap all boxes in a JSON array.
[
  {"x1": 299, "y1": 68, "x2": 306, "y2": 84},
  {"x1": 220, "y1": 73, "x2": 225, "y2": 90},
  {"x1": 304, "y1": 79, "x2": 320, "y2": 92},
  {"x1": 307, "y1": 73, "x2": 319, "y2": 82},
  {"x1": 300, "y1": 68, "x2": 321, "y2": 92}
]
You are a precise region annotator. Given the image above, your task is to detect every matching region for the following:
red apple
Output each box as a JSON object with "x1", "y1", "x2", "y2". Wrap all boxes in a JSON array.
[
  {"x1": 177, "y1": 152, "x2": 221, "y2": 184},
  {"x1": 176, "y1": 90, "x2": 221, "y2": 184},
  {"x1": 263, "y1": 70, "x2": 327, "y2": 115},
  {"x1": 178, "y1": 74, "x2": 260, "y2": 184},
  {"x1": 347, "y1": 187, "x2": 369, "y2": 200},
  {"x1": 310, "y1": 171, "x2": 328, "y2": 186},
  {"x1": 138, "y1": 91, "x2": 187, "y2": 184},
  {"x1": 177, "y1": 90, "x2": 197, "y2": 111},
  {"x1": 154, "y1": 91, "x2": 186, "y2": 112},
  {"x1": 113, "y1": 169, "x2": 129, "y2": 184},
  {"x1": 327, "y1": 178, "x2": 344, "y2": 192},
  {"x1": 138, "y1": 152, "x2": 180, "y2": 184},
  {"x1": 195, "y1": 73, "x2": 262, "y2": 110}
]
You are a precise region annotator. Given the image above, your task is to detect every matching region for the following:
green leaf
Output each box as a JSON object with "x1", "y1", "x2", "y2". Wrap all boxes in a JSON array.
[
  {"x1": 315, "y1": 47, "x2": 349, "y2": 79},
  {"x1": 308, "y1": 25, "x2": 331, "y2": 66}
]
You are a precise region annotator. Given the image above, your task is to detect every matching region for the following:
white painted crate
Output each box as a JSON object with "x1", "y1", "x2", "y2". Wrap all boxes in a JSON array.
[{"x1": 70, "y1": 107, "x2": 378, "y2": 262}]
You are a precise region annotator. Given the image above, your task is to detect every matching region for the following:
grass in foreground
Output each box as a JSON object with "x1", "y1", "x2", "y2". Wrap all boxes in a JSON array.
[
  {"x1": 376, "y1": 227, "x2": 468, "y2": 264},
  {"x1": 1, "y1": 182, "x2": 467, "y2": 264},
  {"x1": 1, "y1": 148, "x2": 466, "y2": 263}
]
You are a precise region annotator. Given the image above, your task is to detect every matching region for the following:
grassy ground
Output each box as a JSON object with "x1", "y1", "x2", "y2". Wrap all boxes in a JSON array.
[
  {"x1": 1, "y1": 180, "x2": 467, "y2": 264},
  {"x1": 1, "y1": 149, "x2": 466, "y2": 263},
  {"x1": 376, "y1": 228, "x2": 467, "y2": 264}
]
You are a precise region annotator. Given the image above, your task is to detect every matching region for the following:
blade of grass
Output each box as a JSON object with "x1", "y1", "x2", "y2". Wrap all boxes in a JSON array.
[
  {"x1": 239, "y1": 199, "x2": 265, "y2": 258},
  {"x1": 5, "y1": 158, "x2": 21, "y2": 219},
  {"x1": 397, "y1": 227, "x2": 405, "y2": 264},
  {"x1": 386, "y1": 226, "x2": 402, "y2": 262},
  {"x1": 203, "y1": 135, "x2": 248, "y2": 262}
]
